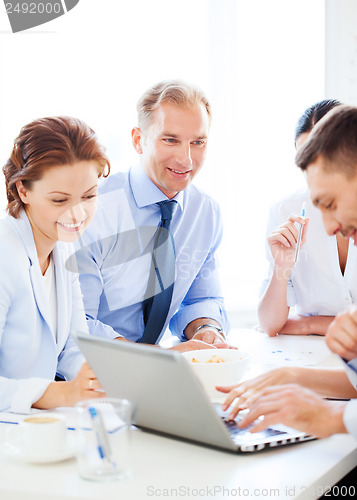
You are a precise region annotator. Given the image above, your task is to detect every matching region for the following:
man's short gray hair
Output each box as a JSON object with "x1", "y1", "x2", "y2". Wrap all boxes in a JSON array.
[{"x1": 137, "y1": 80, "x2": 212, "y2": 131}]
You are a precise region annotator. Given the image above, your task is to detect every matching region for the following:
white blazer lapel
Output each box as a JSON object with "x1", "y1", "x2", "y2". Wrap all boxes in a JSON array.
[{"x1": 11, "y1": 212, "x2": 54, "y2": 333}]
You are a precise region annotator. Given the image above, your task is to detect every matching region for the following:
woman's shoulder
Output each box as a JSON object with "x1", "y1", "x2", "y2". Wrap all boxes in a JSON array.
[
  {"x1": 0, "y1": 216, "x2": 18, "y2": 248},
  {"x1": 0, "y1": 216, "x2": 28, "y2": 268}
]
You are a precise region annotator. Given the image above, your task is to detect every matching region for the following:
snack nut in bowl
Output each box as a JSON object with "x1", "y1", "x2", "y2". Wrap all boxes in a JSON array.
[{"x1": 182, "y1": 349, "x2": 249, "y2": 399}]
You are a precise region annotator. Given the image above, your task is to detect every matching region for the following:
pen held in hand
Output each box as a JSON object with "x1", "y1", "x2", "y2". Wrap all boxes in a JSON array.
[{"x1": 294, "y1": 203, "x2": 306, "y2": 263}]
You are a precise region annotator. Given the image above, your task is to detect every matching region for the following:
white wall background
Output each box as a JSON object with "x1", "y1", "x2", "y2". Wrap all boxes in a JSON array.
[
  {"x1": 0, "y1": 0, "x2": 335, "y2": 324},
  {"x1": 325, "y1": 0, "x2": 357, "y2": 105}
]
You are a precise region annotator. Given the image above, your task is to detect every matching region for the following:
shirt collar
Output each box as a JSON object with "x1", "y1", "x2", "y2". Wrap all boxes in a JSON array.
[{"x1": 129, "y1": 163, "x2": 184, "y2": 212}]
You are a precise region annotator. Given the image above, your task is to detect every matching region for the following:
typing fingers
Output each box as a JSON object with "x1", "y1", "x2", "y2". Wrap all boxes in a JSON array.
[
  {"x1": 219, "y1": 385, "x2": 245, "y2": 411},
  {"x1": 237, "y1": 386, "x2": 296, "y2": 431}
]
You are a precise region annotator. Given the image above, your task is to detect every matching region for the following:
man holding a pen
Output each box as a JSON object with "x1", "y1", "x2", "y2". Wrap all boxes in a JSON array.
[
  {"x1": 257, "y1": 99, "x2": 355, "y2": 338},
  {"x1": 222, "y1": 105, "x2": 357, "y2": 441}
]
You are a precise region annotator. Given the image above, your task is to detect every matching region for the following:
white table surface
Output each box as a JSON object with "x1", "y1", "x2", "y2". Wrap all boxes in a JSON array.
[{"x1": 1, "y1": 329, "x2": 356, "y2": 500}]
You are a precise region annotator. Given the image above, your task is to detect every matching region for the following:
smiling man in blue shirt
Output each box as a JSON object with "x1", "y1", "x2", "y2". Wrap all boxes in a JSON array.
[{"x1": 72, "y1": 80, "x2": 230, "y2": 351}]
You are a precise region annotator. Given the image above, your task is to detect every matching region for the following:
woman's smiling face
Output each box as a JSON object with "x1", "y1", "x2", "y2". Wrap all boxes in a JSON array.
[{"x1": 17, "y1": 160, "x2": 100, "y2": 247}]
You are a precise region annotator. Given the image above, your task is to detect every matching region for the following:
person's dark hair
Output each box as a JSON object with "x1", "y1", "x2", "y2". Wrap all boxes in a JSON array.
[
  {"x1": 3, "y1": 116, "x2": 110, "y2": 218},
  {"x1": 296, "y1": 105, "x2": 357, "y2": 178},
  {"x1": 294, "y1": 99, "x2": 342, "y2": 143}
]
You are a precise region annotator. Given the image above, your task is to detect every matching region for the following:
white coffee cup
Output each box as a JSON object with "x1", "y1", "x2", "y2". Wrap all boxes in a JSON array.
[{"x1": 19, "y1": 413, "x2": 67, "y2": 456}]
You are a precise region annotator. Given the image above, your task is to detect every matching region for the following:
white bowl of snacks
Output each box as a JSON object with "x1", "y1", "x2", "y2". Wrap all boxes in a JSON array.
[{"x1": 181, "y1": 349, "x2": 249, "y2": 399}]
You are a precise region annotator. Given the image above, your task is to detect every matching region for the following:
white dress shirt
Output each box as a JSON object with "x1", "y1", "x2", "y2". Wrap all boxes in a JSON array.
[
  {"x1": 42, "y1": 257, "x2": 57, "y2": 340},
  {"x1": 261, "y1": 189, "x2": 357, "y2": 316}
]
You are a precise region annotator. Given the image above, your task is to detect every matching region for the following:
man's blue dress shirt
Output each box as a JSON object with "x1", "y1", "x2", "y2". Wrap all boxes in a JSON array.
[{"x1": 71, "y1": 164, "x2": 229, "y2": 343}]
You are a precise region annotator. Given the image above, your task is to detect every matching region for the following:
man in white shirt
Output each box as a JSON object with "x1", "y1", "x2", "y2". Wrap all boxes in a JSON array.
[
  {"x1": 232, "y1": 105, "x2": 357, "y2": 440},
  {"x1": 258, "y1": 99, "x2": 357, "y2": 337},
  {"x1": 260, "y1": 190, "x2": 357, "y2": 335}
]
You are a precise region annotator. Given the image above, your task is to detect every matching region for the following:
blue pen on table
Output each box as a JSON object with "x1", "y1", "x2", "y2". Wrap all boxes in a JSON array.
[
  {"x1": 294, "y1": 202, "x2": 306, "y2": 263},
  {"x1": 88, "y1": 406, "x2": 112, "y2": 462}
]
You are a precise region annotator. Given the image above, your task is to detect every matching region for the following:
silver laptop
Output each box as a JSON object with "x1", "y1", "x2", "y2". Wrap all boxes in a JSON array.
[{"x1": 73, "y1": 332, "x2": 315, "y2": 453}]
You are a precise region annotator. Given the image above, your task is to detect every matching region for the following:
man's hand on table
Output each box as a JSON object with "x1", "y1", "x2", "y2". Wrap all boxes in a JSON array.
[
  {"x1": 192, "y1": 327, "x2": 227, "y2": 345},
  {"x1": 184, "y1": 319, "x2": 237, "y2": 349},
  {"x1": 169, "y1": 339, "x2": 220, "y2": 352}
]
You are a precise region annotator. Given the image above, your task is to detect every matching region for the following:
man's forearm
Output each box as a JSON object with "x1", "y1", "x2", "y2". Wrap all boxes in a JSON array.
[
  {"x1": 258, "y1": 268, "x2": 290, "y2": 337},
  {"x1": 294, "y1": 367, "x2": 357, "y2": 398},
  {"x1": 280, "y1": 315, "x2": 335, "y2": 336}
]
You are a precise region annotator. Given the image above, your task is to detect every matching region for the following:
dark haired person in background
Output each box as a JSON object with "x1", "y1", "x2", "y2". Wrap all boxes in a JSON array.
[
  {"x1": 221, "y1": 105, "x2": 357, "y2": 441},
  {"x1": 0, "y1": 116, "x2": 109, "y2": 412},
  {"x1": 258, "y1": 99, "x2": 357, "y2": 337}
]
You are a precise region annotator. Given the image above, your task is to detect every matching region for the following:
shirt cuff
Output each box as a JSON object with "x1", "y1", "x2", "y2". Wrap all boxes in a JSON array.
[
  {"x1": 169, "y1": 300, "x2": 230, "y2": 340},
  {"x1": 259, "y1": 278, "x2": 296, "y2": 308},
  {"x1": 286, "y1": 284, "x2": 297, "y2": 308},
  {"x1": 11, "y1": 378, "x2": 53, "y2": 414},
  {"x1": 87, "y1": 317, "x2": 124, "y2": 340},
  {"x1": 343, "y1": 399, "x2": 357, "y2": 440},
  {"x1": 342, "y1": 358, "x2": 357, "y2": 390}
]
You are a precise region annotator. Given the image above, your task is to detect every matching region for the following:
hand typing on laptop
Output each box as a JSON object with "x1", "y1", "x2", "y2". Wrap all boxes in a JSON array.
[
  {"x1": 217, "y1": 366, "x2": 357, "y2": 420},
  {"x1": 74, "y1": 332, "x2": 313, "y2": 452},
  {"x1": 235, "y1": 385, "x2": 347, "y2": 439}
]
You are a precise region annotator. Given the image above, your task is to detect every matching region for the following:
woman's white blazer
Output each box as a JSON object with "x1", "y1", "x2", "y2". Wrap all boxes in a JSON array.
[{"x1": 0, "y1": 211, "x2": 87, "y2": 413}]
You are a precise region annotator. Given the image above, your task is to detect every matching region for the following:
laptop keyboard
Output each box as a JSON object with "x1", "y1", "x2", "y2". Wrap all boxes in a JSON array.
[
  {"x1": 213, "y1": 404, "x2": 296, "y2": 450},
  {"x1": 223, "y1": 418, "x2": 287, "y2": 443}
]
